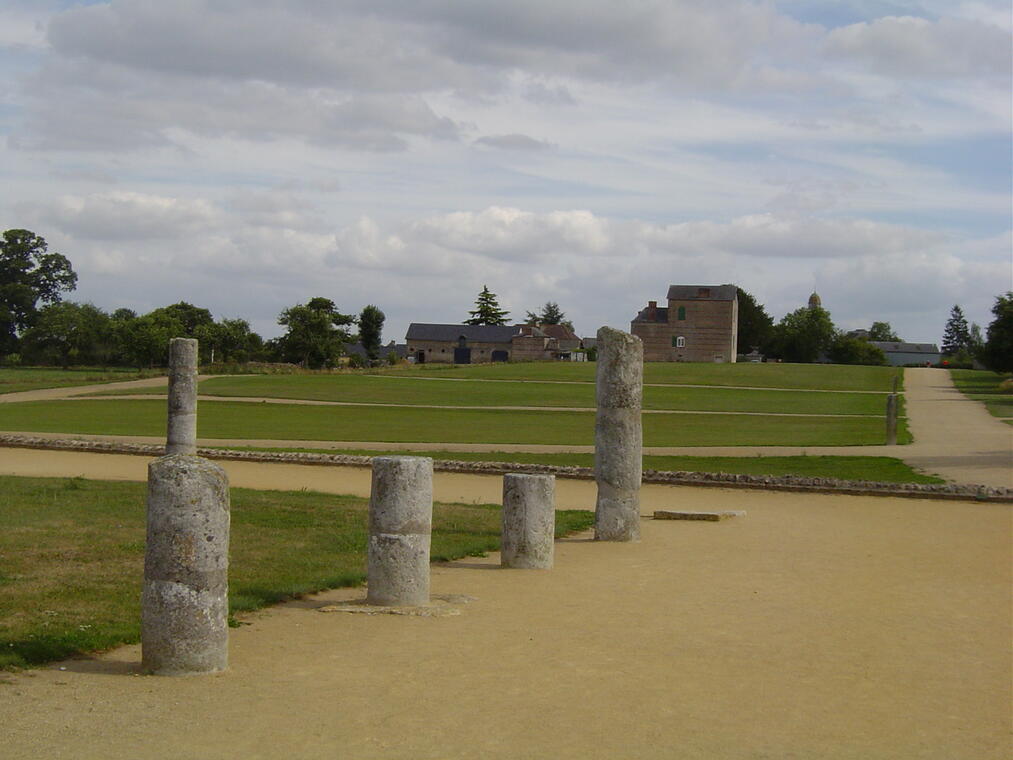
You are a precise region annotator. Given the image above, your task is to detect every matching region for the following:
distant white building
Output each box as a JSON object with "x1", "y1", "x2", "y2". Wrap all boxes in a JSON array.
[{"x1": 869, "y1": 341, "x2": 941, "y2": 367}]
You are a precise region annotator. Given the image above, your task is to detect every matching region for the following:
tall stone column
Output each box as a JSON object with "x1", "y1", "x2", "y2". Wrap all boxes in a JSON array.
[
  {"x1": 594, "y1": 327, "x2": 644, "y2": 541},
  {"x1": 142, "y1": 455, "x2": 230, "y2": 675},
  {"x1": 501, "y1": 473, "x2": 555, "y2": 569},
  {"x1": 142, "y1": 337, "x2": 230, "y2": 675},
  {"x1": 166, "y1": 337, "x2": 198, "y2": 455},
  {"x1": 886, "y1": 393, "x2": 898, "y2": 446},
  {"x1": 367, "y1": 456, "x2": 433, "y2": 606}
]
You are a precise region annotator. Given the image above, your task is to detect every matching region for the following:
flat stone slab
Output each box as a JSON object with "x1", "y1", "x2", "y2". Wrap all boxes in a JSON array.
[
  {"x1": 318, "y1": 593, "x2": 476, "y2": 617},
  {"x1": 653, "y1": 510, "x2": 746, "y2": 521}
]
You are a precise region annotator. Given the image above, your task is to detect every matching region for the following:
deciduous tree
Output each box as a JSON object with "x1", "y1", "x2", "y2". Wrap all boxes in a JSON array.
[
  {"x1": 278, "y1": 297, "x2": 354, "y2": 368},
  {"x1": 735, "y1": 288, "x2": 773, "y2": 352},
  {"x1": 980, "y1": 292, "x2": 1013, "y2": 373},
  {"x1": 868, "y1": 321, "x2": 900, "y2": 342},
  {"x1": 0, "y1": 229, "x2": 77, "y2": 354}
]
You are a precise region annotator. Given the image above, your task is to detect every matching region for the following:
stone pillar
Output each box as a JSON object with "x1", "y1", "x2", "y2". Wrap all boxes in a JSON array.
[
  {"x1": 501, "y1": 473, "x2": 555, "y2": 569},
  {"x1": 367, "y1": 456, "x2": 433, "y2": 606},
  {"x1": 594, "y1": 326, "x2": 643, "y2": 542},
  {"x1": 166, "y1": 337, "x2": 198, "y2": 455},
  {"x1": 142, "y1": 454, "x2": 230, "y2": 675},
  {"x1": 886, "y1": 393, "x2": 898, "y2": 446}
]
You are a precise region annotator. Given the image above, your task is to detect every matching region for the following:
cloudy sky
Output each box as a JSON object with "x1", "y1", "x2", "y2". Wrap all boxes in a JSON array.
[{"x1": 1, "y1": 0, "x2": 1009, "y2": 345}]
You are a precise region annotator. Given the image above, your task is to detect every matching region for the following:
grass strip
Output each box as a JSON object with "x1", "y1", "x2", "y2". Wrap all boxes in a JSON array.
[
  {"x1": 0, "y1": 367, "x2": 162, "y2": 395},
  {"x1": 0, "y1": 398, "x2": 910, "y2": 446},
  {"x1": 88, "y1": 374, "x2": 892, "y2": 416},
  {"x1": 948, "y1": 369, "x2": 1013, "y2": 419},
  {"x1": 366, "y1": 361, "x2": 902, "y2": 392},
  {"x1": 0, "y1": 475, "x2": 593, "y2": 669},
  {"x1": 208, "y1": 447, "x2": 943, "y2": 484}
]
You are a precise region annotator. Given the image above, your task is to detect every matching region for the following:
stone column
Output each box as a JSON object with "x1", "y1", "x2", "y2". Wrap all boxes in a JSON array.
[
  {"x1": 367, "y1": 456, "x2": 433, "y2": 606},
  {"x1": 166, "y1": 337, "x2": 198, "y2": 455},
  {"x1": 886, "y1": 393, "x2": 898, "y2": 446},
  {"x1": 594, "y1": 327, "x2": 643, "y2": 542},
  {"x1": 142, "y1": 454, "x2": 230, "y2": 675},
  {"x1": 501, "y1": 473, "x2": 555, "y2": 569}
]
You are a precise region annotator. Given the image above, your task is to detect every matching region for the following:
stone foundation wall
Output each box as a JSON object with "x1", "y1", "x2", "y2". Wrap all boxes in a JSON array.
[{"x1": 2, "y1": 434, "x2": 1010, "y2": 503}]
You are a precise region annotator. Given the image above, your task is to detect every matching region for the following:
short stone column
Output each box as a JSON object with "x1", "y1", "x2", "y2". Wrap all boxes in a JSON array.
[
  {"x1": 886, "y1": 393, "x2": 898, "y2": 446},
  {"x1": 142, "y1": 454, "x2": 230, "y2": 675},
  {"x1": 501, "y1": 473, "x2": 555, "y2": 569},
  {"x1": 367, "y1": 457, "x2": 433, "y2": 606},
  {"x1": 166, "y1": 337, "x2": 198, "y2": 455},
  {"x1": 594, "y1": 327, "x2": 644, "y2": 542}
]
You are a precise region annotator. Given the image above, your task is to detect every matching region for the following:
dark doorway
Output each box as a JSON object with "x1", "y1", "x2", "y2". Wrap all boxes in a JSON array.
[
  {"x1": 491, "y1": 350, "x2": 508, "y2": 362},
  {"x1": 415, "y1": 351, "x2": 425, "y2": 364},
  {"x1": 453, "y1": 347, "x2": 472, "y2": 364}
]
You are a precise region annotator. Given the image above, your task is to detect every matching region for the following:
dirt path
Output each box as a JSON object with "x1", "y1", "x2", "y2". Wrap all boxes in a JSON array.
[
  {"x1": 1, "y1": 451, "x2": 1009, "y2": 759},
  {"x1": 898, "y1": 367, "x2": 1012, "y2": 487}
]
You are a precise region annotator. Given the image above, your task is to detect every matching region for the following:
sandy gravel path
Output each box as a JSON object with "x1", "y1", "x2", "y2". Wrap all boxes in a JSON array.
[{"x1": 0, "y1": 453, "x2": 1008, "y2": 759}]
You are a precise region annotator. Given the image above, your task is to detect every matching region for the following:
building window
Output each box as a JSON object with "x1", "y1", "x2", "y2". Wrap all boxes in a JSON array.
[
  {"x1": 677, "y1": 306, "x2": 686, "y2": 320},
  {"x1": 675, "y1": 336, "x2": 686, "y2": 348}
]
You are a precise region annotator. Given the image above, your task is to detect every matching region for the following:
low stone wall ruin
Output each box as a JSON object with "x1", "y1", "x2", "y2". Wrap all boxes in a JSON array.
[{"x1": 1, "y1": 433, "x2": 1010, "y2": 503}]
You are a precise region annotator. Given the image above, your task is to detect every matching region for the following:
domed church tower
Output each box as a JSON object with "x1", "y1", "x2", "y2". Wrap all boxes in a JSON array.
[{"x1": 808, "y1": 292, "x2": 822, "y2": 310}]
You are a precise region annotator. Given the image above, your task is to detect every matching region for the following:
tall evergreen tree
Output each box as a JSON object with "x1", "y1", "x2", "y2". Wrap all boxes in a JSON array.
[
  {"x1": 941, "y1": 305, "x2": 971, "y2": 355},
  {"x1": 358, "y1": 304, "x2": 385, "y2": 361},
  {"x1": 465, "y1": 285, "x2": 509, "y2": 325}
]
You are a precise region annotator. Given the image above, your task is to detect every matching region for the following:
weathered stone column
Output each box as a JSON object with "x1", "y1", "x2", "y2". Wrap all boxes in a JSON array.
[
  {"x1": 594, "y1": 327, "x2": 643, "y2": 542},
  {"x1": 142, "y1": 454, "x2": 230, "y2": 675},
  {"x1": 501, "y1": 473, "x2": 555, "y2": 569},
  {"x1": 166, "y1": 337, "x2": 198, "y2": 455},
  {"x1": 886, "y1": 393, "x2": 898, "y2": 446},
  {"x1": 367, "y1": 456, "x2": 433, "y2": 606}
]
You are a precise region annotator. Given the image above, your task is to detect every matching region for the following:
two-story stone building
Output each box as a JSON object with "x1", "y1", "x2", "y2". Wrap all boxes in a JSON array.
[{"x1": 631, "y1": 284, "x2": 738, "y2": 362}]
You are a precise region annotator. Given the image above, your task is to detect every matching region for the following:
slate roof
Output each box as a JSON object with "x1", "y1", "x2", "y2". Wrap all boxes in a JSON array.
[
  {"x1": 666, "y1": 284, "x2": 738, "y2": 301},
  {"x1": 405, "y1": 323, "x2": 521, "y2": 343},
  {"x1": 869, "y1": 342, "x2": 940, "y2": 354},
  {"x1": 538, "y1": 324, "x2": 579, "y2": 341},
  {"x1": 631, "y1": 307, "x2": 669, "y2": 323}
]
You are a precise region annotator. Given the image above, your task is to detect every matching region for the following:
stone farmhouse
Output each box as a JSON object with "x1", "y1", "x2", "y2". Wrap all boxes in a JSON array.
[
  {"x1": 631, "y1": 284, "x2": 739, "y2": 362},
  {"x1": 405, "y1": 323, "x2": 565, "y2": 364}
]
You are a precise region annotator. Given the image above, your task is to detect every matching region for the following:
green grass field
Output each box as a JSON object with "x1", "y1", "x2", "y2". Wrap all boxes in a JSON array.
[
  {"x1": 89, "y1": 374, "x2": 896, "y2": 416},
  {"x1": 0, "y1": 398, "x2": 909, "y2": 446},
  {"x1": 373, "y1": 361, "x2": 902, "y2": 391},
  {"x1": 0, "y1": 367, "x2": 161, "y2": 395},
  {"x1": 0, "y1": 475, "x2": 593, "y2": 669},
  {"x1": 949, "y1": 369, "x2": 1013, "y2": 419},
  {"x1": 212, "y1": 447, "x2": 942, "y2": 484}
]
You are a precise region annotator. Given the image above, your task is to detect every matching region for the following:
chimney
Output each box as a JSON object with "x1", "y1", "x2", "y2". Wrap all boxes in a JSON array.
[{"x1": 647, "y1": 301, "x2": 657, "y2": 320}]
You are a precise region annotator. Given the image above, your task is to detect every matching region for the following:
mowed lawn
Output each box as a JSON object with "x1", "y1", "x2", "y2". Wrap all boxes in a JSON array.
[
  {"x1": 0, "y1": 475, "x2": 593, "y2": 668},
  {"x1": 90, "y1": 374, "x2": 895, "y2": 416},
  {"x1": 0, "y1": 367, "x2": 161, "y2": 395},
  {"x1": 379, "y1": 361, "x2": 902, "y2": 391},
  {"x1": 949, "y1": 369, "x2": 1012, "y2": 419},
  {"x1": 0, "y1": 398, "x2": 908, "y2": 446}
]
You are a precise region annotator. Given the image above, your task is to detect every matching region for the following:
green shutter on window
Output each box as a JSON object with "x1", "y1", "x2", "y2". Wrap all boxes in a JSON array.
[{"x1": 677, "y1": 306, "x2": 686, "y2": 320}]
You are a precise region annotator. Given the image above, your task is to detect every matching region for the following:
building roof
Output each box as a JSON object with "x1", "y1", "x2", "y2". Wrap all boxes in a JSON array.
[
  {"x1": 869, "y1": 342, "x2": 940, "y2": 354},
  {"x1": 405, "y1": 323, "x2": 521, "y2": 343},
  {"x1": 631, "y1": 306, "x2": 669, "y2": 323},
  {"x1": 666, "y1": 284, "x2": 737, "y2": 301},
  {"x1": 538, "y1": 324, "x2": 579, "y2": 341}
]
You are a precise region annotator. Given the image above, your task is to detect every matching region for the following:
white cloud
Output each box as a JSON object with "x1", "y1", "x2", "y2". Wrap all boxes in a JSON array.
[{"x1": 825, "y1": 16, "x2": 1011, "y2": 78}]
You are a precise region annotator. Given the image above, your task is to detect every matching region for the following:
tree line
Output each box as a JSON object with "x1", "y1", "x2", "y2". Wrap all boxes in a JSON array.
[
  {"x1": 3, "y1": 228, "x2": 1010, "y2": 372},
  {"x1": 1, "y1": 228, "x2": 387, "y2": 369}
]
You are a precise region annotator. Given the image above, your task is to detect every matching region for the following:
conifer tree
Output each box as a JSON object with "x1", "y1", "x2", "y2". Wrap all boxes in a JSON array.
[
  {"x1": 941, "y1": 305, "x2": 970, "y2": 355},
  {"x1": 465, "y1": 285, "x2": 509, "y2": 325}
]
